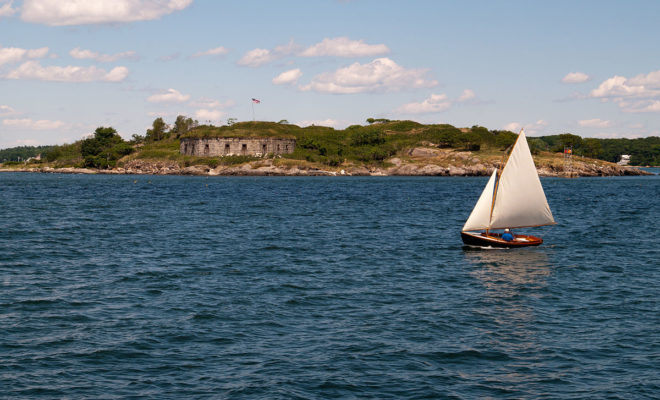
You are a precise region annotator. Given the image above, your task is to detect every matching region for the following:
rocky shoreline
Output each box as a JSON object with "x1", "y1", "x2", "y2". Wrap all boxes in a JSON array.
[{"x1": 1, "y1": 156, "x2": 650, "y2": 177}]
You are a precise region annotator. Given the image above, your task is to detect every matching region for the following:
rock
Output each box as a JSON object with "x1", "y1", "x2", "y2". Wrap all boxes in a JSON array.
[{"x1": 409, "y1": 147, "x2": 441, "y2": 158}]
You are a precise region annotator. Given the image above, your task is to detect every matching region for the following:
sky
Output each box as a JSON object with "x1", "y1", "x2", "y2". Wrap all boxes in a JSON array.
[{"x1": 1, "y1": 0, "x2": 660, "y2": 148}]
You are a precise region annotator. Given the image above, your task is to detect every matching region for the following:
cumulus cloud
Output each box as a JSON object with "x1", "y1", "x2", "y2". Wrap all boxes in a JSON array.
[
  {"x1": 562, "y1": 72, "x2": 590, "y2": 83},
  {"x1": 0, "y1": 105, "x2": 17, "y2": 116},
  {"x1": 616, "y1": 99, "x2": 660, "y2": 113},
  {"x1": 20, "y1": 0, "x2": 193, "y2": 26},
  {"x1": 238, "y1": 40, "x2": 300, "y2": 67},
  {"x1": 147, "y1": 88, "x2": 190, "y2": 103},
  {"x1": 300, "y1": 37, "x2": 389, "y2": 58},
  {"x1": 238, "y1": 37, "x2": 390, "y2": 67},
  {"x1": 300, "y1": 58, "x2": 437, "y2": 94},
  {"x1": 457, "y1": 89, "x2": 476, "y2": 102},
  {"x1": 237, "y1": 48, "x2": 273, "y2": 67},
  {"x1": 70, "y1": 47, "x2": 137, "y2": 62},
  {"x1": 4, "y1": 61, "x2": 128, "y2": 82},
  {"x1": 272, "y1": 68, "x2": 302, "y2": 85},
  {"x1": 3, "y1": 118, "x2": 66, "y2": 130},
  {"x1": 395, "y1": 94, "x2": 451, "y2": 114},
  {"x1": 578, "y1": 118, "x2": 610, "y2": 128},
  {"x1": 0, "y1": 1, "x2": 17, "y2": 17},
  {"x1": 0, "y1": 45, "x2": 50, "y2": 65},
  {"x1": 189, "y1": 98, "x2": 234, "y2": 109},
  {"x1": 588, "y1": 70, "x2": 660, "y2": 113},
  {"x1": 192, "y1": 46, "x2": 229, "y2": 58},
  {"x1": 590, "y1": 76, "x2": 650, "y2": 98},
  {"x1": 503, "y1": 120, "x2": 548, "y2": 134},
  {"x1": 194, "y1": 108, "x2": 224, "y2": 122}
]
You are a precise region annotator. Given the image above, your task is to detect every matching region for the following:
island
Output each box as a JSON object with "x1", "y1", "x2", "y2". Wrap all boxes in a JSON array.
[{"x1": 1, "y1": 119, "x2": 655, "y2": 177}]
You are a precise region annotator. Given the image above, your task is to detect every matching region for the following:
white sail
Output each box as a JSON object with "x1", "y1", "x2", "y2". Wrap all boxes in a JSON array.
[
  {"x1": 462, "y1": 169, "x2": 497, "y2": 232},
  {"x1": 489, "y1": 130, "x2": 555, "y2": 229}
]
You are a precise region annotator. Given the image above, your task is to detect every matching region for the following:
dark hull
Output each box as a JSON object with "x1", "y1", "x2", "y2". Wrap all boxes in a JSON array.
[{"x1": 461, "y1": 231, "x2": 543, "y2": 248}]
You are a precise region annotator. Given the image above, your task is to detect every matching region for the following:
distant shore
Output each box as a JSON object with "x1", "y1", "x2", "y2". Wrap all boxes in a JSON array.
[{"x1": 1, "y1": 155, "x2": 651, "y2": 177}]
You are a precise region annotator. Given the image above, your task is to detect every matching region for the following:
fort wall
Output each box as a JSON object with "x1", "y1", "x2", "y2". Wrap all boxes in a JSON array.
[{"x1": 180, "y1": 137, "x2": 296, "y2": 157}]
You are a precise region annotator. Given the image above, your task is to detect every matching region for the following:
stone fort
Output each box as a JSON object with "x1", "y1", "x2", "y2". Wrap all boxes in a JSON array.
[{"x1": 180, "y1": 137, "x2": 296, "y2": 157}]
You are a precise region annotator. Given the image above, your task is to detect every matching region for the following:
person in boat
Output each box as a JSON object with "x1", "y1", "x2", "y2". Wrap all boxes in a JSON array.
[{"x1": 502, "y1": 228, "x2": 514, "y2": 241}]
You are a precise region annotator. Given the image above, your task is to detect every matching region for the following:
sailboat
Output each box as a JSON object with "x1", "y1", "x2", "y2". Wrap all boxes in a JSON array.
[{"x1": 461, "y1": 129, "x2": 555, "y2": 248}]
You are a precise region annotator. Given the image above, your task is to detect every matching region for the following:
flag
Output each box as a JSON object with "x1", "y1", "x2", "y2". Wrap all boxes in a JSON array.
[{"x1": 252, "y1": 98, "x2": 261, "y2": 104}]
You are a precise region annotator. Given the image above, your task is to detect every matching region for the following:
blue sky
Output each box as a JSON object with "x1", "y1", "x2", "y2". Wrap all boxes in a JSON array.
[{"x1": 1, "y1": 0, "x2": 660, "y2": 148}]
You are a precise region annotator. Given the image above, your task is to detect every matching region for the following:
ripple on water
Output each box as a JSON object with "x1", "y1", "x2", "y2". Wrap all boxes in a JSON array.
[{"x1": 0, "y1": 174, "x2": 659, "y2": 398}]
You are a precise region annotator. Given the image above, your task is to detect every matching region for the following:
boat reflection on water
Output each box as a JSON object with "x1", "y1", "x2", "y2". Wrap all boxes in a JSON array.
[
  {"x1": 461, "y1": 248, "x2": 555, "y2": 390},
  {"x1": 463, "y1": 247, "x2": 551, "y2": 289}
]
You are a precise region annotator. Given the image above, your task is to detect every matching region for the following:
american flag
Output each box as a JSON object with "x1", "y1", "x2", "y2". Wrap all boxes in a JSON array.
[{"x1": 251, "y1": 98, "x2": 261, "y2": 104}]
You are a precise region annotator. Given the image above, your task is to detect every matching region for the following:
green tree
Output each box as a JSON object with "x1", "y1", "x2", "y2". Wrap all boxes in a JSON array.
[
  {"x1": 172, "y1": 115, "x2": 195, "y2": 138},
  {"x1": 582, "y1": 138, "x2": 602, "y2": 158},
  {"x1": 80, "y1": 127, "x2": 133, "y2": 169},
  {"x1": 145, "y1": 117, "x2": 168, "y2": 142}
]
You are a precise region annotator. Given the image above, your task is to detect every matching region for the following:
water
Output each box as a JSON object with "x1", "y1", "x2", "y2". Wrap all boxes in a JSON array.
[{"x1": 1, "y1": 173, "x2": 659, "y2": 399}]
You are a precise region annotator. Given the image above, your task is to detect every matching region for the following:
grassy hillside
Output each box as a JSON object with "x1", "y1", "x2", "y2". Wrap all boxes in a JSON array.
[{"x1": 4, "y1": 119, "x2": 659, "y2": 169}]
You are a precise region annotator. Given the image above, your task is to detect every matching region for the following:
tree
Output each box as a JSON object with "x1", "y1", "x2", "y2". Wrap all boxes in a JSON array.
[
  {"x1": 80, "y1": 127, "x2": 133, "y2": 169},
  {"x1": 582, "y1": 138, "x2": 602, "y2": 158},
  {"x1": 226, "y1": 117, "x2": 237, "y2": 126},
  {"x1": 278, "y1": 119, "x2": 289, "y2": 124},
  {"x1": 172, "y1": 115, "x2": 195, "y2": 138},
  {"x1": 557, "y1": 133, "x2": 583, "y2": 151},
  {"x1": 145, "y1": 117, "x2": 168, "y2": 142}
]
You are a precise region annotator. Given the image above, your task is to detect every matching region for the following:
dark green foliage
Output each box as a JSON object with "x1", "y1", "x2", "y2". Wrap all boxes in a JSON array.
[
  {"x1": 0, "y1": 145, "x2": 54, "y2": 162},
  {"x1": 351, "y1": 130, "x2": 385, "y2": 146},
  {"x1": 145, "y1": 117, "x2": 168, "y2": 142},
  {"x1": 80, "y1": 127, "x2": 134, "y2": 169},
  {"x1": 171, "y1": 115, "x2": 197, "y2": 138},
  {"x1": 529, "y1": 134, "x2": 660, "y2": 165},
  {"x1": 493, "y1": 130, "x2": 517, "y2": 150},
  {"x1": 366, "y1": 118, "x2": 391, "y2": 124},
  {"x1": 43, "y1": 142, "x2": 82, "y2": 164}
]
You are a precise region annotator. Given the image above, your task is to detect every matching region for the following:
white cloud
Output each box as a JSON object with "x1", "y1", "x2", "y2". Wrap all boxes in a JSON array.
[
  {"x1": 194, "y1": 108, "x2": 224, "y2": 122},
  {"x1": 457, "y1": 89, "x2": 476, "y2": 102},
  {"x1": 4, "y1": 60, "x2": 128, "y2": 82},
  {"x1": 69, "y1": 47, "x2": 137, "y2": 62},
  {"x1": 0, "y1": 105, "x2": 17, "y2": 116},
  {"x1": 300, "y1": 37, "x2": 389, "y2": 58},
  {"x1": 0, "y1": 1, "x2": 17, "y2": 17},
  {"x1": 618, "y1": 100, "x2": 660, "y2": 113},
  {"x1": 21, "y1": 0, "x2": 193, "y2": 26},
  {"x1": 562, "y1": 72, "x2": 590, "y2": 83},
  {"x1": 3, "y1": 118, "x2": 66, "y2": 130},
  {"x1": 237, "y1": 48, "x2": 273, "y2": 67},
  {"x1": 0, "y1": 46, "x2": 50, "y2": 65},
  {"x1": 272, "y1": 68, "x2": 302, "y2": 85},
  {"x1": 237, "y1": 40, "x2": 301, "y2": 67},
  {"x1": 192, "y1": 46, "x2": 229, "y2": 58},
  {"x1": 147, "y1": 88, "x2": 190, "y2": 103},
  {"x1": 590, "y1": 76, "x2": 651, "y2": 98},
  {"x1": 627, "y1": 70, "x2": 660, "y2": 87},
  {"x1": 578, "y1": 118, "x2": 611, "y2": 128},
  {"x1": 503, "y1": 122, "x2": 522, "y2": 132},
  {"x1": 300, "y1": 57, "x2": 438, "y2": 94},
  {"x1": 503, "y1": 120, "x2": 548, "y2": 134},
  {"x1": 395, "y1": 93, "x2": 451, "y2": 114},
  {"x1": 588, "y1": 70, "x2": 660, "y2": 113},
  {"x1": 190, "y1": 98, "x2": 234, "y2": 109},
  {"x1": 297, "y1": 119, "x2": 341, "y2": 128}
]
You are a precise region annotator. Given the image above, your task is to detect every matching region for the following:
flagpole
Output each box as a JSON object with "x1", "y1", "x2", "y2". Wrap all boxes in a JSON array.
[{"x1": 252, "y1": 100, "x2": 255, "y2": 122}]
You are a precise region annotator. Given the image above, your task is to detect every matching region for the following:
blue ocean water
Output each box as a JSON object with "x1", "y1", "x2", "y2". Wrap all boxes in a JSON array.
[{"x1": 1, "y1": 173, "x2": 659, "y2": 399}]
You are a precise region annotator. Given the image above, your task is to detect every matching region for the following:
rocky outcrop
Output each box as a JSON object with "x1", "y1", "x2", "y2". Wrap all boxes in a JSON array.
[{"x1": 1, "y1": 149, "x2": 651, "y2": 177}]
